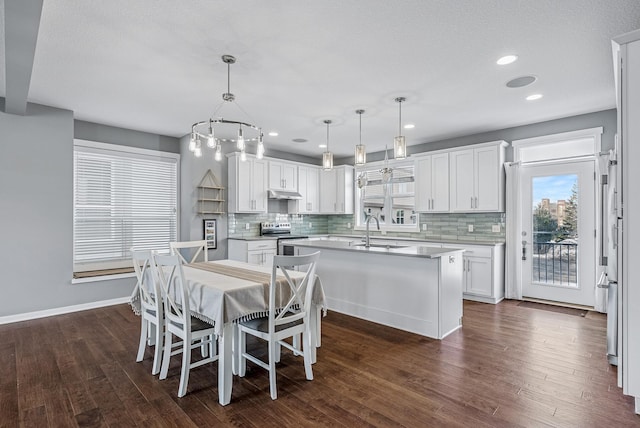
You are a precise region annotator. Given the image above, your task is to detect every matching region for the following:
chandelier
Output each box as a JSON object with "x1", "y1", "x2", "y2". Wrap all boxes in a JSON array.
[{"x1": 188, "y1": 55, "x2": 264, "y2": 162}]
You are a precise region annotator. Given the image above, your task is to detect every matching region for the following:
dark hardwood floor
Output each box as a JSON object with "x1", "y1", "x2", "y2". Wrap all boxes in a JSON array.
[{"x1": 1, "y1": 300, "x2": 638, "y2": 427}]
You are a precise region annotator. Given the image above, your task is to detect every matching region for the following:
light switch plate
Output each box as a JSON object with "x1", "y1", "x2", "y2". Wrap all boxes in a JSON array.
[
  {"x1": 422, "y1": 223, "x2": 427, "y2": 231},
  {"x1": 309, "y1": 222, "x2": 313, "y2": 228},
  {"x1": 245, "y1": 223, "x2": 250, "y2": 230},
  {"x1": 468, "y1": 224, "x2": 474, "y2": 232},
  {"x1": 492, "y1": 224, "x2": 501, "y2": 233},
  {"x1": 347, "y1": 222, "x2": 351, "y2": 228}
]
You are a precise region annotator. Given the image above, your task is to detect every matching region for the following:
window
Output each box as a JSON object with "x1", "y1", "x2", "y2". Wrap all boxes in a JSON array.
[
  {"x1": 355, "y1": 159, "x2": 418, "y2": 231},
  {"x1": 73, "y1": 140, "x2": 179, "y2": 274}
]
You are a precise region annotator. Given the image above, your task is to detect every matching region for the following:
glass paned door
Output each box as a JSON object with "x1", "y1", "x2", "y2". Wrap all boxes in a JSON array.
[{"x1": 521, "y1": 160, "x2": 595, "y2": 307}]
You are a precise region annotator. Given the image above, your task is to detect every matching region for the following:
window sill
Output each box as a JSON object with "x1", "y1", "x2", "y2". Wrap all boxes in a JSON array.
[{"x1": 72, "y1": 268, "x2": 136, "y2": 284}]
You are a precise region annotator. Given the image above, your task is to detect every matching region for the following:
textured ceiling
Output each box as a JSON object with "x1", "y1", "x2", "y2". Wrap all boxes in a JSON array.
[{"x1": 3, "y1": 0, "x2": 640, "y2": 158}]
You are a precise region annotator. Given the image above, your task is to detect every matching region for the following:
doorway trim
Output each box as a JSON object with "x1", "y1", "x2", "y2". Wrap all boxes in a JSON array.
[{"x1": 505, "y1": 127, "x2": 603, "y2": 307}]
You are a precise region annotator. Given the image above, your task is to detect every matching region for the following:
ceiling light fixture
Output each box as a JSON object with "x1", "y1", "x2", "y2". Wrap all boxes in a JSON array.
[
  {"x1": 189, "y1": 55, "x2": 264, "y2": 161},
  {"x1": 322, "y1": 120, "x2": 333, "y2": 171},
  {"x1": 354, "y1": 109, "x2": 366, "y2": 166},
  {"x1": 393, "y1": 97, "x2": 407, "y2": 160},
  {"x1": 497, "y1": 55, "x2": 518, "y2": 65},
  {"x1": 268, "y1": 131, "x2": 279, "y2": 137},
  {"x1": 404, "y1": 123, "x2": 415, "y2": 129},
  {"x1": 526, "y1": 94, "x2": 543, "y2": 101}
]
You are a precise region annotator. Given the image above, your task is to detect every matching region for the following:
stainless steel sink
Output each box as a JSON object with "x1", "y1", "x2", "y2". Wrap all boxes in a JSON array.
[{"x1": 354, "y1": 243, "x2": 408, "y2": 249}]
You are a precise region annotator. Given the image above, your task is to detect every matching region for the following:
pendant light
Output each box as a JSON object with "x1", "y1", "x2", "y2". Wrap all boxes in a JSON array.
[
  {"x1": 322, "y1": 119, "x2": 333, "y2": 171},
  {"x1": 393, "y1": 97, "x2": 407, "y2": 159},
  {"x1": 354, "y1": 109, "x2": 366, "y2": 166}
]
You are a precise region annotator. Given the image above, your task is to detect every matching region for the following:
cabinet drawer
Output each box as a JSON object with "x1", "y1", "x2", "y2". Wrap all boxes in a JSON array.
[
  {"x1": 247, "y1": 240, "x2": 277, "y2": 251},
  {"x1": 462, "y1": 246, "x2": 492, "y2": 258}
]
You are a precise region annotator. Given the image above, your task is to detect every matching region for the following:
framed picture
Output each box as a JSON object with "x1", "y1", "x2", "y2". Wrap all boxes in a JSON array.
[{"x1": 203, "y1": 219, "x2": 217, "y2": 249}]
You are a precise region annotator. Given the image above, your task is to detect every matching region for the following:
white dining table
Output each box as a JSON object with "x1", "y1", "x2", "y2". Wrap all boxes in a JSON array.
[{"x1": 132, "y1": 259, "x2": 325, "y2": 406}]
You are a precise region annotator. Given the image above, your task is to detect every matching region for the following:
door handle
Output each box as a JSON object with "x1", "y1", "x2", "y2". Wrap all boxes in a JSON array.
[{"x1": 522, "y1": 240, "x2": 527, "y2": 261}]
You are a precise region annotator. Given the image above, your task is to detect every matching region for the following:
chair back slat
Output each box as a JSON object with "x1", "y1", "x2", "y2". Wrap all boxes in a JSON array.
[
  {"x1": 152, "y1": 253, "x2": 191, "y2": 329},
  {"x1": 169, "y1": 240, "x2": 208, "y2": 264},
  {"x1": 131, "y1": 249, "x2": 161, "y2": 313},
  {"x1": 269, "y1": 252, "x2": 320, "y2": 331}
]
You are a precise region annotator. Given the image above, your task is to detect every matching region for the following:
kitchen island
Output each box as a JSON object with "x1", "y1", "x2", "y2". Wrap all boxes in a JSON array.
[{"x1": 292, "y1": 239, "x2": 464, "y2": 339}]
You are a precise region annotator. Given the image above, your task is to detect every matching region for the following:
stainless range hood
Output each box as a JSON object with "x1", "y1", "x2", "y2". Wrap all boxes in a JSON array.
[{"x1": 268, "y1": 189, "x2": 303, "y2": 200}]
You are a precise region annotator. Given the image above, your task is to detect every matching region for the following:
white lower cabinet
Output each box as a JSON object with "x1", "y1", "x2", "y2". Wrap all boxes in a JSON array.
[
  {"x1": 460, "y1": 244, "x2": 505, "y2": 304},
  {"x1": 228, "y1": 239, "x2": 277, "y2": 266}
]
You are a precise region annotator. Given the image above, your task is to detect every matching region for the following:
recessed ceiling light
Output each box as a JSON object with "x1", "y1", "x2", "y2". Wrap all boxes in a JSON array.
[
  {"x1": 506, "y1": 75, "x2": 537, "y2": 88},
  {"x1": 404, "y1": 124, "x2": 415, "y2": 129},
  {"x1": 318, "y1": 144, "x2": 327, "y2": 148},
  {"x1": 497, "y1": 55, "x2": 518, "y2": 65},
  {"x1": 526, "y1": 94, "x2": 543, "y2": 101},
  {"x1": 268, "y1": 131, "x2": 278, "y2": 137}
]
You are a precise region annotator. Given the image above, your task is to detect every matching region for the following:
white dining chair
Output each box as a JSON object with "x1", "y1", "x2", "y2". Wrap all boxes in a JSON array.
[
  {"x1": 132, "y1": 249, "x2": 164, "y2": 375},
  {"x1": 169, "y1": 240, "x2": 208, "y2": 264},
  {"x1": 237, "y1": 251, "x2": 320, "y2": 400},
  {"x1": 152, "y1": 253, "x2": 218, "y2": 398}
]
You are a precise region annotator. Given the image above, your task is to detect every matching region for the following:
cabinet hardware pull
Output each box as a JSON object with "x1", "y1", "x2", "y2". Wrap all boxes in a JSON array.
[
  {"x1": 471, "y1": 197, "x2": 474, "y2": 209},
  {"x1": 475, "y1": 197, "x2": 478, "y2": 209}
]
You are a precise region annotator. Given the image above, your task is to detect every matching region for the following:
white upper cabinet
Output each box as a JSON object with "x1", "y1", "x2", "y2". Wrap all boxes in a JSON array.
[
  {"x1": 320, "y1": 165, "x2": 354, "y2": 214},
  {"x1": 449, "y1": 141, "x2": 507, "y2": 212},
  {"x1": 292, "y1": 165, "x2": 320, "y2": 213},
  {"x1": 415, "y1": 152, "x2": 449, "y2": 212},
  {"x1": 227, "y1": 153, "x2": 268, "y2": 213},
  {"x1": 268, "y1": 160, "x2": 298, "y2": 191}
]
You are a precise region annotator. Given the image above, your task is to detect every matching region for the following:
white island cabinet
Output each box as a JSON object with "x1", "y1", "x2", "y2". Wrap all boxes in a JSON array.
[{"x1": 293, "y1": 240, "x2": 464, "y2": 339}]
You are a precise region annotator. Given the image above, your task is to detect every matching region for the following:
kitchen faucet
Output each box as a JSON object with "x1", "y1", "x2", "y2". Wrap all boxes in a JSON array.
[{"x1": 364, "y1": 214, "x2": 380, "y2": 248}]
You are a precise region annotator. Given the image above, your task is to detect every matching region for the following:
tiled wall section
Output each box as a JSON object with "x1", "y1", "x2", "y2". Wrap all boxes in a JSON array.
[
  {"x1": 228, "y1": 213, "x2": 329, "y2": 238},
  {"x1": 329, "y1": 212, "x2": 506, "y2": 242},
  {"x1": 229, "y1": 211, "x2": 505, "y2": 242}
]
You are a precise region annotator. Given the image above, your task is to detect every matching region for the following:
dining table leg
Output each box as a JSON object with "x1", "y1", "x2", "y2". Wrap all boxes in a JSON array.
[{"x1": 218, "y1": 322, "x2": 234, "y2": 405}]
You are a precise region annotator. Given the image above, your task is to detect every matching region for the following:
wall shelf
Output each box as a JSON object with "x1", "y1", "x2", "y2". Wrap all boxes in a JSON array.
[{"x1": 198, "y1": 169, "x2": 225, "y2": 215}]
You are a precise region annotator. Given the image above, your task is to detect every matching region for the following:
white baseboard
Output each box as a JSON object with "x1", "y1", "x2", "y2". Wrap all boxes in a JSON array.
[{"x1": 0, "y1": 296, "x2": 131, "y2": 325}]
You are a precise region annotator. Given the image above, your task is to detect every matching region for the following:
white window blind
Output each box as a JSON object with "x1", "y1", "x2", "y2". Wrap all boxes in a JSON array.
[{"x1": 73, "y1": 142, "x2": 178, "y2": 273}]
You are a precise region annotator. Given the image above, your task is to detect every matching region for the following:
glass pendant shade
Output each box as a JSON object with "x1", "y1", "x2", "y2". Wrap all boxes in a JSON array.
[
  {"x1": 214, "y1": 145, "x2": 222, "y2": 161},
  {"x1": 194, "y1": 139, "x2": 202, "y2": 158},
  {"x1": 322, "y1": 119, "x2": 333, "y2": 171},
  {"x1": 256, "y1": 133, "x2": 265, "y2": 159},
  {"x1": 240, "y1": 150, "x2": 247, "y2": 162},
  {"x1": 355, "y1": 144, "x2": 366, "y2": 166},
  {"x1": 323, "y1": 151, "x2": 334, "y2": 170},
  {"x1": 237, "y1": 127, "x2": 245, "y2": 151},
  {"x1": 393, "y1": 97, "x2": 407, "y2": 160},
  {"x1": 354, "y1": 109, "x2": 366, "y2": 166},
  {"x1": 394, "y1": 135, "x2": 406, "y2": 159}
]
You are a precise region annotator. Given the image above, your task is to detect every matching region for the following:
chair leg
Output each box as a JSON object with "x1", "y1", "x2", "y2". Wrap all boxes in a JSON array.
[
  {"x1": 178, "y1": 337, "x2": 191, "y2": 398},
  {"x1": 268, "y1": 339, "x2": 278, "y2": 400},
  {"x1": 275, "y1": 340, "x2": 282, "y2": 363},
  {"x1": 148, "y1": 322, "x2": 156, "y2": 346},
  {"x1": 151, "y1": 321, "x2": 164, "y2": 375},
  {"x1": 238, "y1": 328, "x2": 247, "y2": 377},
  {"x1": 303, "y1": 331, "x2": 314, "y2": 381},
  {"x1": 159, "y1": 330, "x2": 173, "y2": 380},
  {"x1": 137, "y1": 317, "x2": 148, "y2": 362}
]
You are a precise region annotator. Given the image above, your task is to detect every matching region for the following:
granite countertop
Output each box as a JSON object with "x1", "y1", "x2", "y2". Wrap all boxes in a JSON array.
[{"x1": 290, "y1": 238, "x2": 464, "y2": 259}]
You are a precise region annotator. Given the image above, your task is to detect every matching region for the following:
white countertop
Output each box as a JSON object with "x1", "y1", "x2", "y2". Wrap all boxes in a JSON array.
[{"x1": 289, "y1": 238, "x2": 464, "y2": 259}]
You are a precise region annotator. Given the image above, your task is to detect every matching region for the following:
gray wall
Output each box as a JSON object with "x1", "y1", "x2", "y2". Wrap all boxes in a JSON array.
[
  {"x1": 0, "y1": 102, "x2": 615, "y2": 319},
  {"x1": 0, "y1": 102, "x2": 180, "y2": 318},
  {"x1": 337, "y1": 109, "x2": 617, "y2": 164}
]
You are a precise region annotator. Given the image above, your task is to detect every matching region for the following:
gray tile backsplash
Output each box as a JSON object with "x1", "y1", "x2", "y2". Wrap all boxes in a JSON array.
[{"x1": 229, "y1": 211, "x2": 505, "y2": 242}]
